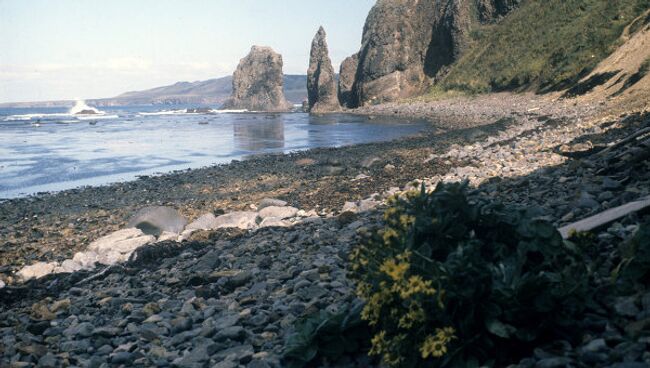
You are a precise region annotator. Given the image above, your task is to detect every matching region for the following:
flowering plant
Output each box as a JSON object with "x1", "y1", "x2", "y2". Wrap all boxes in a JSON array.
[{"x1": 350, "y1": 182, "x2": 590, "y2": 367}]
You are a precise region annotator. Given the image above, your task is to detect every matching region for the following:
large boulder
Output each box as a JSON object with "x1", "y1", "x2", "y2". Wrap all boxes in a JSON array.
[
  {"x1": 126, "y1": 206, "x2": 187, "y2": 236},
  {"x1": 338, "y1": 53, "x2": 359, "y2": 108},
  {"x1": 307, "y1": 27, "x2": 340, "y2": 113},
  {"x1": 348, "y1": 0, "x2": 520, "y2": 107},
  {"x1": 222, "y1": 46, "x2": 293, "y2": 112},
  {"x1": 86, "y1": 228, "x2": 156, "y2": 262}
]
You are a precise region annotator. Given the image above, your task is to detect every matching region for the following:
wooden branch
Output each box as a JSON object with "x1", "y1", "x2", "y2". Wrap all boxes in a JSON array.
[{"x1": 559, "y1": 196, "x2": 650, "y2": 239}]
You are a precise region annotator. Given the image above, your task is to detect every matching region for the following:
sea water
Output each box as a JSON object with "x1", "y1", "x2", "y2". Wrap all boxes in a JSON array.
[{"x1": 0, "y1": 104, "x2": 427, "y2": 198}]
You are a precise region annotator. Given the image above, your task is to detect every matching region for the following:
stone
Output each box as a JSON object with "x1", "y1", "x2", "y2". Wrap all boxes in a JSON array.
[
  {"x1": 185, "y1": 213, "x2": 218, "y2": 231},
  {"x1": 17, "y1": 261, "x2": 58, "y2": 281},
  {"x1": 338, "y1": 53, "x2": 359, "y2": 108},
  {"x1": 222, "y1": 46, "x2": 292, "y2": 112},
  {"x1": 158, "y1": 231, "x2": 179, "y2": 242},
  {"x1": 127, "y1": 206, "x2": 187, "y2": 236},
  {"x1": 258, "y1": 206, "x2": 299, "y2": 219},
  {"x1": 59, "y1": 259, "x2": 82, "y2": 273},
  {"x1": 258, "y1": 198, "x2": 287, "y2": 210},
  {"x1": 259, "y1": 217, "x2": 292, "y2": 228},
  {"x1": 307, "y1": 26, "x2": 340, "y2": 112},
  {"x1": 211, "y1": 212, "x2": 259, "y2": 230},
  {"x1": 85, "y1": 228, "x2": 156, "y2": 265},
  {"x1": 72, "y1": 251, "x2": 99, "y2": 269},
  {"x1": 535, "y1": 357, "x2": 573, "y2": 368},
  {"x1": 109, "y1": 351, "x2": 134, "y2": 365},
  {"x1": 64, "y1": 322, "x2": 95, "y2": 338}
]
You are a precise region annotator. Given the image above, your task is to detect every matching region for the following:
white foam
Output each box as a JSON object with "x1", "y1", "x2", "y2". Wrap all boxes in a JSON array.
[
  {"x1": 139, "y1": 110, "x2": 187, "y2": 116},
  {"x1": 69, "y1": 100, "x2": 103, "y2": 115},
  {"x1": 3, "y1": 113, "x2": 70, "y2": 121}
]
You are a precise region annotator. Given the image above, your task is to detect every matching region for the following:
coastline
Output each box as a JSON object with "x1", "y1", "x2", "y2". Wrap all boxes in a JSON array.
[
  {"x1": 0, "y1": 92, "x2": 606, "y2": 275},
  {"x1": 1, "y1": 92, "x2": 649, "y2": 367}
]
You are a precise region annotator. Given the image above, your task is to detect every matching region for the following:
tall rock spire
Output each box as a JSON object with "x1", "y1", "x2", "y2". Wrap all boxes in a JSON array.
[{"x1": 307, "y1": 26, "x2": 340, "y2": 113}]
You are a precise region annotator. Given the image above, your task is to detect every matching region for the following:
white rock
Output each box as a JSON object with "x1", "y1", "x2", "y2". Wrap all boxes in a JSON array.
[
  {"x1": 73, "y1": 251, "x2": 99, "y2": 269},
  {"x1": 17, "y1": 261, "x2": 58, "y2": 281},
  {"x1": 212, "y1": 211, "x2": 259, "y2": 230},
  {"x1": 126, "y1": 206, "x2": 187, "y2": 236},
  {"x1": 158, "y1": 231, "x2": 180, "y2": 242},
  {"x1": 258, "y1": 198, "x2": 288, "y2": 210},
  {"x1": 358, "y1": 199, "x2": 380, "y2": 212},
  {"x1": 87, "y1": 228, "x2": 156, "y2": 265},
  {"x1": 259, "y1": 217, "x2": 292, "y2": 228},
  {"x1": 303, "y1": 209, "x2": 319, "y2": 217},
  {"x1": 0, "y1": 280, "x2": 5, "y2": 289},
  {"x1": 341, "y1": 201, "x2": 359, "y2": 213},
  {"x1": 60, "y1": 259, "x2": 83, "y2": 273},
  {"x1": 185, "y1": 213, "x2": 218, "y2": 231},
  {"x1": 353, "y1": 174, "x2": 370, "y2": 181},
  {"x1": 258, "y1": 206, "x2": 299, "y2": 219},
  {"x1": 178, "y1": 229, "x2": 197, "y2": 242}
]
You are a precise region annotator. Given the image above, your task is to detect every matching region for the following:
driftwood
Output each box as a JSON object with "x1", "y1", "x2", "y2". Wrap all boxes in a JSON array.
[
  {"x1": 559, "y1": 196, "x2": 650, "y2": 239},
  {"x1": 597, "y1": 127, "x2": 650, "y2": 157}
]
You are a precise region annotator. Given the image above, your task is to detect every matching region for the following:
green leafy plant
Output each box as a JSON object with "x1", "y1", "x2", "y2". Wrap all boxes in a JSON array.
[
  {"x1": 282, "y1": 302, "x2": 372, "y2": 368},
  {"x1": 349, "y1": 182, "x2": 591, "y2": 367},
  {"x1": 614, "y1": 220, "x2": 650, "y2": 286},
  {"x1": 433, "y1": 0, "x2": 650, "y2": 95}
]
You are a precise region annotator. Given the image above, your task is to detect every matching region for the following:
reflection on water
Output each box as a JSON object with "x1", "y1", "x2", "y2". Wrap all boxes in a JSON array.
[
  {"x1": 233, "y1": 115, "x2": 285, "y2": 152},
  {"x1": 0, "y1": 108, "x2": 427, "y2": 198}
]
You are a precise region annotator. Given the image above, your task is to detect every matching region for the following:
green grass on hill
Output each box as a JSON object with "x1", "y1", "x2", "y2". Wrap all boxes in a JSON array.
[{"x1": 436, "y1": 0, "x2": 650, "y2": 95}]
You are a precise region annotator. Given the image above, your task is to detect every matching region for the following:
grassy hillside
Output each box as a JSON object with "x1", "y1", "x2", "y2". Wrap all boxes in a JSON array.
[{"x1": 436, "y1": 0, "x2": 650, "y2": 94}]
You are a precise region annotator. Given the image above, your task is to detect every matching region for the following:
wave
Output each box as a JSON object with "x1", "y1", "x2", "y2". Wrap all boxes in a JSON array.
[
  {"x1": 69, "y1": 100, "x2": 103, "y2": 115},
  {"x1": 76, "y1": 114, "x2": 119, "y2": 120}
]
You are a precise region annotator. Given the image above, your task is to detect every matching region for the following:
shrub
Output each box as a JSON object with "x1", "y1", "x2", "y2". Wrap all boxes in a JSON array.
[
  {"x1": 615, "y1": 220, "x2": 650, "y2": 287},
  {"x1": 282, "y1": 302, "x2": 372, "y2": 368},
  {"x1": 349, "y1": 182, "x2": 591, "y2": 367}
]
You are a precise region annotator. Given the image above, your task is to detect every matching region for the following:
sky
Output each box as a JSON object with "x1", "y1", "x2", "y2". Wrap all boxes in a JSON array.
[{"x1": 0, "y1": 0, "x2": 375, "y2": 103}]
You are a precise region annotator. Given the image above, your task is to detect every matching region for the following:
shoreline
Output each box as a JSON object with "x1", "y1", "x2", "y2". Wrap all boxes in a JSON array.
[
  {"x1": 0, "y1": 93, "x2": 608, "y2": 277},
  {"x1": 1, "y1": 92, "x2": 649, "y2": 367}
]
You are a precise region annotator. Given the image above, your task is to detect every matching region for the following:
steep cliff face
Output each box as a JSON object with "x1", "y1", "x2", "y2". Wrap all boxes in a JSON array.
[
  {"x1": 222, "y1": 46, "x2": 292, "y2": 112},
  {"x1": 338, "y1": 53, "x2": 359, "y2": 108},
  {"x1": 352, "y1": 0, "x2": 438, "y2": 106},
  {"x1": 307, "y1": 27, "x2": 340, "y2": 112},
  {"x1": 346, "y1": 0, "x2": 520, "y2": 107}
]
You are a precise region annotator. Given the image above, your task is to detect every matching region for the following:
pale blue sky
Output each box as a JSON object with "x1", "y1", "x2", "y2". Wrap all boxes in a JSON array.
[{"x1": 0, "y1": 0, "x2": 375, "y2": 103}]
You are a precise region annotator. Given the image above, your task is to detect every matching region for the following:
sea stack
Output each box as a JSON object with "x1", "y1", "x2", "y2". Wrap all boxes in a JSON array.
[
  {"x1": 338, "y1": 53, "x2": 359, "y2": 108},
  {"x1": 222, "y1": 46, "x2": 292, "y2": 112},
  {"x1": 307, "y1": 26, "x2": 340, "y2": 113}
]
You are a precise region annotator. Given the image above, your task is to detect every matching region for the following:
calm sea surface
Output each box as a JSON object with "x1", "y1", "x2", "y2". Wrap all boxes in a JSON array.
[{"x1": 0, "y1": 105, "x2": 427, "y2": 199}]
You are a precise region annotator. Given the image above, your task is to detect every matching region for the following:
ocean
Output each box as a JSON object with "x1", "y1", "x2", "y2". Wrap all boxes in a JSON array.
[{"x1": 0, "y1": 103, "x2": 427, "y2": 198}]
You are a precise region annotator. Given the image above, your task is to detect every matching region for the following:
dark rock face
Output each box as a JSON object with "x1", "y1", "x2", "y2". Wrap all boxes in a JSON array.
[
  {"x1": 338, "y1": 53, "x2": 359, "y2": 108},
  {"x1": 353, "y1": 0, "x2": 438, "y2": 106},
  {"x1": 307, "y1": 27, "x2": 340, "y2": 113},
  {"x1": 347, "y1": 0, "x2": 520, "y2": 107},
  {"x1": 222, "y1": 46, "x2": 292, "y2": 112}
]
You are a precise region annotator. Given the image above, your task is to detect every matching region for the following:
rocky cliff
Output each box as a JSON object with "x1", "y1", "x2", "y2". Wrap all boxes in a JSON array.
[
  {"x1": 338, "y1": 53, "x2": 359, "y2": 108},
  {"x1": 344, "y1": 0, "x2": 520, "y2": 107},
  {"x1": 222, "y1": 46, "x2": 293, "y2": 112},
  {"x1": 307, "y1": 27, "x2": 340, "y2": 112}
]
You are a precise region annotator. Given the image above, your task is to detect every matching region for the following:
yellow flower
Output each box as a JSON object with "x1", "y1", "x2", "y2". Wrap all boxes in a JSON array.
[
  {"x1": 399, "y1": 275, "x2": 437, "y2": 299},
  {"x1": 420, "y1": 327, "x2": 456, "y2": 359},
  {"x1": 398, "y1": 303, "x2": 425, "y2": 329},
  {"x1": 379, "y1": 257, "x2": 409, "y2": 281}
]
